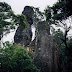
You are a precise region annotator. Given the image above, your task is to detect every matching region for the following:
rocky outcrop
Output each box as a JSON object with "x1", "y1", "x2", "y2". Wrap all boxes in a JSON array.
[
  {"x1": 34, "y1": 21, "x2": 54, "y2": 72},
  {"x1": 14, "y1": 25, "x2": 32, "y2": 46},
  {"x1": 14, "y1": 6, "x2": 34, "y2": 46},
  {"x1": 22, "y1": 6, "x2": 34, "y2": 25},
  {"x1": 14, "y1": 6, "x2": 54, "y2": 72}
]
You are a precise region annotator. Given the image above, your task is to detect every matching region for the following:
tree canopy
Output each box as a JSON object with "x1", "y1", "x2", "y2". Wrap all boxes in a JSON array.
[
  {"x1": 0, "y1": 2, "x2": 26, "y2": 40},
  {"x1": 0, "y1": 42, "x2": 40, "y2": 72}
]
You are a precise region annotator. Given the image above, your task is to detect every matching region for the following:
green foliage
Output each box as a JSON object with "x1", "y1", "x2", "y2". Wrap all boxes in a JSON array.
[
  {"x1": 12, "y1": 14, "x2": 26, "y2": 27},
  {"x1": 60, "y1": 38, "x2": 72, "y2": 72},
  {"x1": 67, "y1": 38, "x2": 72, "y2": 48},
  {"x1": 52, "y1": 0, "x2": 72, "y2": 20},
  {"x1": 44, "y1": 6, "x2": 51, "y2": 21},
  {"x1": 53, "y1": 29, "x2": 64, "y2": 46},
  {"x1": 61, "y1": 43, "x2": 65, "y2": 56},
  {"x1": 0, "y1": 2, "x2": 14, "y2": 28},
  {"x1": 32, "y1": 7, "x2": 44, "y2": 23},
  {"x1": 0, "y1": 2, "x2": 14, "y2": 39},
  {"x1": 45, "y1": 0, "x2": 72, "y2": 25},
  {"x1": 0, "y1": 2, "x2": 26, "y2": 40},
  {"x1": 0, "y1": 2, "x2": 11, "y2": 12},
  {"x1": 0, "y1": 42, "x2": 40, "y2": 72},
  {"x1": 67, "y1": 38, "x2": 72, "y2": 62}
]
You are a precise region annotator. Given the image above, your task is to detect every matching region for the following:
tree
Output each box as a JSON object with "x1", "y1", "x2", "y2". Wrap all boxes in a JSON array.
[
  {"x1": 66, "y1": 38, "x2": 72, "y2": 72},
  {"x1": 44, "y1": 6, "x2": 53, "y2": 34},
  {"x1": 0, "y1": 41, "x2": 40, "y2": 72},
  {"x1": 45, "y1": 0, "x2": 72, "y2": 52},
  {"x1": 0, "y1": 2, "x2": 26, "y2": 40},
  {"x1": 0, "y1": 2, "x2": 13, "y2": 40},
  {"x1": 52, "y1": 1, "x2": 72, "y2": 71},
  {"x1": 52, "y1": 29, "x2": 64, "y2": 47},
  {"x1": 32, "y1": 7, "x2": 44, "y2": 28},
  {"x1": 51, "y1": 0, "x2": 72, "y2": 50},
  {"x1": 51, "y1": 0, "x2": 72, "y2": 49},
  {"x1": 60, "y1": 38, "x2": 72, "y2": 72},
  {"x1": 51, "y1": 0, "x2": 72, "y2": 56},
  {"x1": 52, "y1": 0, "x2": 72, "y2": 20},
  {"x1": 45, "y1": 1, "x2": 72, "y2": 72}
]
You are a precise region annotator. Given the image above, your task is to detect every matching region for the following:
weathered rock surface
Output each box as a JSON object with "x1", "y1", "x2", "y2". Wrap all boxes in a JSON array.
[
  {"x1": 14, "y1": 25, "x2": 32, "y2": 46},
  {"x1": 22, "y1": 6, "x2": 34, "y2": 25},
  {"x1": 34, "y1": 21, "x2": 54, "y2": 72},
  {"x1": 14, "y1": 6, "x2": 34, "y2": 46},
  {"x1": 14, "y1": 6, "x2": 54, "y2": 72}
]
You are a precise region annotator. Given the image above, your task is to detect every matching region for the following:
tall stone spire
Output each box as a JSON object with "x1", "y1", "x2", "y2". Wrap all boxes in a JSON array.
[{"x1": 14, "y1": 6, "x2": 34, "y2": 46}]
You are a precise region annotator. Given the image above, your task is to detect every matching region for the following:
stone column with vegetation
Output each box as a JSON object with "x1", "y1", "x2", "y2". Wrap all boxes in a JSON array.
[
  {"x1": 34, "y1": 21, "x2": 54, "y2": 72},
  {"x1": 14, "y1": 6, "x2": 34, "y2": 46}
]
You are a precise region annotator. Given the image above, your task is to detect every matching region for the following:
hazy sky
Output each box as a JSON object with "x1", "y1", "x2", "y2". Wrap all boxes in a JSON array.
[{"x1": 0, "y1": 0, "x2": 58, "y2": 14}]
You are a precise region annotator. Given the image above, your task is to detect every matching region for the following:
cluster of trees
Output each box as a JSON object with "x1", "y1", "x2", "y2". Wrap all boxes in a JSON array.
[
  {"x1": 0, "y1": 42, "x2": 40, "y2": 72},
  {"x1": 44, "y1": 0, "x2": 72, "y2": 72},
  {"x1": 0, "y1": 2, "x2": 26, "y2": 40},
  {"x1": 0, "y1": 2, "x2": 40, "y2": 72},
  {"x1": 52, "y1": 29, "x2": 72, "y2": 72}
]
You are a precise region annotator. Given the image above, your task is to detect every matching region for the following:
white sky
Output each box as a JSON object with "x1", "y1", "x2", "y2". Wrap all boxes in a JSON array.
[{"x1": 0, "y1": 0, "x2": 58, "y2": 14}]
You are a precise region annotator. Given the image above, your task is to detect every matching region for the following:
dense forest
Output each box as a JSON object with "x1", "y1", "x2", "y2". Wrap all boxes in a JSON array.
[{"x1": 0, "y1": 0, "x2": 72, "y2": 72}]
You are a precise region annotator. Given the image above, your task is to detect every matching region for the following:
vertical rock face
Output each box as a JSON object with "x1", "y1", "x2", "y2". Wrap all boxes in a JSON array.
[
  {"x1": 14, "y1": 6, "x2": 34, "y2": 46},
  {"x1": 14, "y1": 6, "x2": 54, "y2": 72},
  {"x1": 22, "y1": 6, "x2": 34, "y2": 25},
  {"x1": 34, "y1": 21, "x2": 54, "y2": 72}
]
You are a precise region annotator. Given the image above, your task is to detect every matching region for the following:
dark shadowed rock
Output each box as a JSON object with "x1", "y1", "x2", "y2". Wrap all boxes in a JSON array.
[
  {"x1": 14, "y1": 6, "x2": 34, "y2": 46},
  {"x1": 14, "y1": 25, "x2": 32, "y2": 46},
  {"x1": 0, "y1": 32, "x2": 2, "y2": 40},
  {"x1": 22, "y1": 6, "x2": 34, "y2": 25}
]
